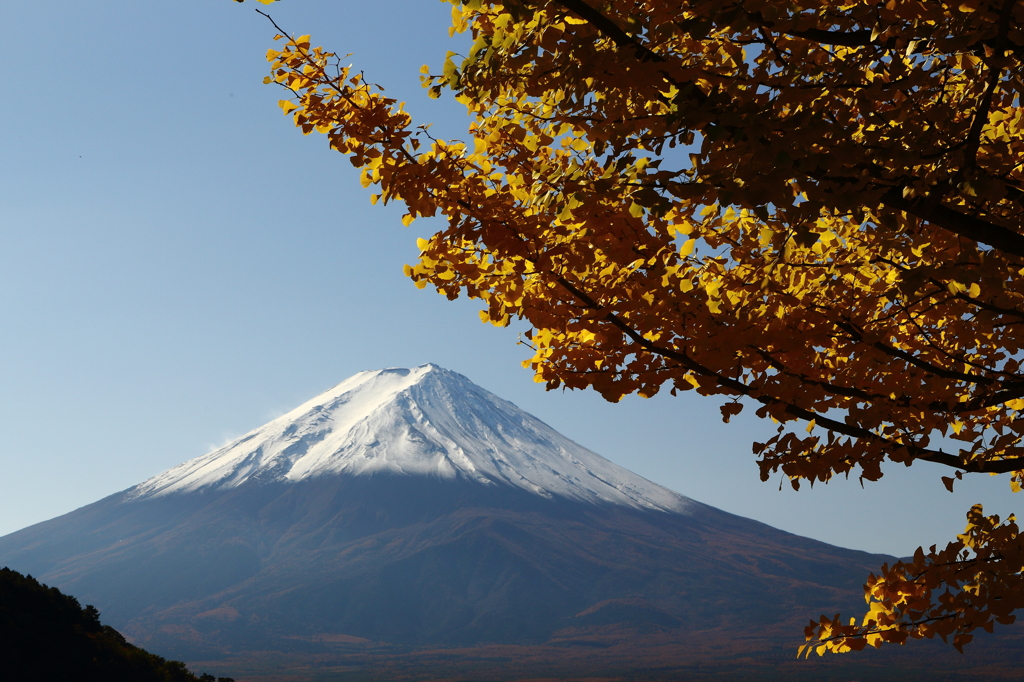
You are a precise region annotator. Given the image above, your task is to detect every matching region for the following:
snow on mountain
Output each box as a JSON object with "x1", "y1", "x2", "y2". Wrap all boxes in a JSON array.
[{"x1": 127, "y1": 364, "x2": 691, "y2": 513}]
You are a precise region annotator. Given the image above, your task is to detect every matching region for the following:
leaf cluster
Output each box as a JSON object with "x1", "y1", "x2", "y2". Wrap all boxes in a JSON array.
[
  {"x1": 249, "y1": 0, "x2": 1024, "y2": 654},
  {"x1": 801, "y1": 503, "x2": 1024, "y2": 655}
]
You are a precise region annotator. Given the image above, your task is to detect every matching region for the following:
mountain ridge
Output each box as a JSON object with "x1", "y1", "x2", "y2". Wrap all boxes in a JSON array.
[{"x1": 127, "y1": 364, "x2": 689, "y2": 513}]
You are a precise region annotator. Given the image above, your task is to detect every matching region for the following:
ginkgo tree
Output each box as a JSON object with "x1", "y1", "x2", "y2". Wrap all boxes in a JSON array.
[{"x1": 239, "y1": 0, "x2": 1024, "y2": 656}]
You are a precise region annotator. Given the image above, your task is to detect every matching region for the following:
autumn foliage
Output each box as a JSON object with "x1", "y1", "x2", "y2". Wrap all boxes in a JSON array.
[{"x1": 244, "y1": 0, "x2": 1024, "y2": 655}]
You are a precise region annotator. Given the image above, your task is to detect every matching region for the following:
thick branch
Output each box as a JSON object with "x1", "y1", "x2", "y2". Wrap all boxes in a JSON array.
[
  {"x1": 832, "y1": 319, "x2": 995, "y2": 385},
  {"x1": 963, "y1": 0, "x2": 1014, "y2": 168},
  {"x1": 552, "y1": 0, "x2": 665, "y2": 62},
  {"x1": 882, "y1": 190, "x2": 1024, "y2": 260},
  {"x1": 784, "y1": 28, "x2": 873, "y2": 47},
  {"x1": 553, "y1": 276, "x2": 1024, "y2": 475},
  {"x1": 745, "y1": 9, "x2": 874, "y2": 48},
  {"x1": 749, "y1": 345, "x2": 882, "y2": 402}
]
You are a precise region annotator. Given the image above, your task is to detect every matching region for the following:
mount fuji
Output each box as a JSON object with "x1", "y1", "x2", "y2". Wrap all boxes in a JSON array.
[{"x1": 0, "y1": 365, "x2": 900, "y2": 676}]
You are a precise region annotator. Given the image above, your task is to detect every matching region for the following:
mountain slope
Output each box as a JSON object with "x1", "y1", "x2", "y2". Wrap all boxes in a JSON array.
[{"x1": 0, "y1": 476, "x2": 884, "y2": 655}]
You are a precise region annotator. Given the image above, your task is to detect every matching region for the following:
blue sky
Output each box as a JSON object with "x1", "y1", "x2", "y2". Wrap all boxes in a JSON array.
[{"x1": 1, "y1": 0, "x2": 1018, "y2": 557}]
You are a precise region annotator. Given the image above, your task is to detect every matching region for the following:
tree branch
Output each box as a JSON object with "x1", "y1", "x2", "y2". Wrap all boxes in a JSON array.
[
  {"x1": 783, "y1": 28, "x2": 874, "y2": 47},
  {"x1": 882, "y1": 190, "x2": 1024, "y2": 260},
  {"x1": 553, "y1": 276, "x2": 1024, "y2": 475},
  {"x1": 832, "y1": 319, "x2": 996, "y2": 386},
  {"x1": 552, "y1": 0, "x2": 665, "y2": 62},
  {"x1": 963, "y1": 0, "x2": 1014, "y2": 169}
]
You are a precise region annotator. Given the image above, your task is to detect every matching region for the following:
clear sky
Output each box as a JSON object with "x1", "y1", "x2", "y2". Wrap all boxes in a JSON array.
[{"x1": 1, "y1": 0, "x2": 1019, "y2": 557}]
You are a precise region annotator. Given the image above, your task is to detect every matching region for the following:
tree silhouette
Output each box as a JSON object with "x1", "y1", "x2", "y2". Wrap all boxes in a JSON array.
[{"x1": 0, "y1": 567, "x2": 233, "y2": 681}]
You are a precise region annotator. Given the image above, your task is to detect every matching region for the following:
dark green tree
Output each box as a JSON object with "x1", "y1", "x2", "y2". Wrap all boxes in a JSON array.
[{"x1": 0, "y1": 567, "x2": 233, "y2": 682}]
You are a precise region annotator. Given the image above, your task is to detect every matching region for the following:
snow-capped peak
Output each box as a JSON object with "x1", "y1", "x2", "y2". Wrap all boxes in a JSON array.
[{"x1": 127, "y1": 364, "x2": 691, "y2": 513}]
